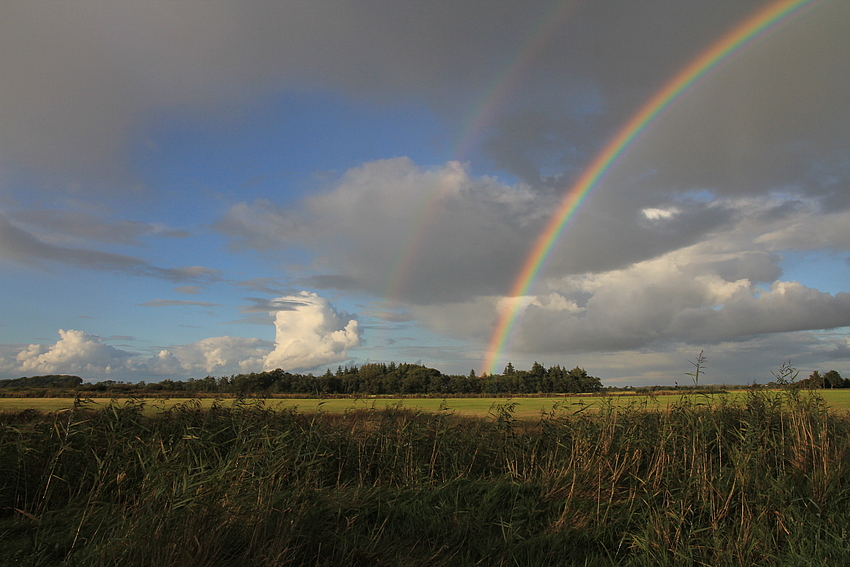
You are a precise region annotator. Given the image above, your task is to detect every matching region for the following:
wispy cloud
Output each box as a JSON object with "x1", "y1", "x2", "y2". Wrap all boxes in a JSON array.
[
  {"x1": 1, "y1": 213, "x2": 219, "y2": 282},
  {"x1": 12, "y1": 209, "x2": 189, "y2": 245},
  {"x1": 138, "y1": 300, "x2": 220, "y2": 308},
  {"x1": 174, "y1": 286, "x2": 203, "y2": 295}
]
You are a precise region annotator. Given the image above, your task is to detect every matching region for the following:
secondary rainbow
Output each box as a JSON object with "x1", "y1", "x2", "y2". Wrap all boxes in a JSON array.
[
  {"x1": 383, "y1": 1, "x2": 579, "y2": 302},
  {"x1": 482, "y1": 0, "x2": 817, "y2": 375}
]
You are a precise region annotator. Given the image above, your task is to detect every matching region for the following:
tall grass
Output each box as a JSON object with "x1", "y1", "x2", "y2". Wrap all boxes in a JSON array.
[{"x1": 2, "y1": 390, "x2": 850, "y2": 566}]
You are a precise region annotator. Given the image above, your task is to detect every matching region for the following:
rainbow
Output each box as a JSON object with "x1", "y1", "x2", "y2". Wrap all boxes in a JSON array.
[
  {"x1": 383, "y1": 1, "x2": 579, "y2": 301},
  {"x1": 482, "y1": 0, "x2": 817, "y2": 375}
]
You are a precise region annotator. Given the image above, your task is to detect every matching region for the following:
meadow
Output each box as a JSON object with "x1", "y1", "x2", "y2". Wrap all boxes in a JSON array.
[
  {"x1": 3, "y1": 388, "x2": 850, "y2": 566},
  {"x1": 4, "y1": 388, "x2": 850, "y2": 416}
]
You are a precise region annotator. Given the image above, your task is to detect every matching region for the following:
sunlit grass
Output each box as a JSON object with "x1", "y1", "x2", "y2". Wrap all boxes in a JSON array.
[
  {"x1": 4, "y1": 389, "x2": 850, "y2": 565},
  {"x1": 4, "y1": 388, "x2": 850, "y2": 416}
]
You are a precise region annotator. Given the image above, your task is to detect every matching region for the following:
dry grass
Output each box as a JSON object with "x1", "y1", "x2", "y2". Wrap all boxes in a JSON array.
[{"x1": 3, "y1": 391, "x2": 850, "y2": 565}]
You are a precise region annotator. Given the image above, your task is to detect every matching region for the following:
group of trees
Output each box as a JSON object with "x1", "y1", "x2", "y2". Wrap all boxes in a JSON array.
[
  {"x1": 144, "y1": 362, "x2": 602, "y2": 395},
  {"x1": 799, "y1": 370, "x2": 847, "y2": 389},
  {"x1": 0, "y1": 375, "x2": 84, "y2": 389},
  {"x1": 0, "y1": 362, "x2": 603, "y2": 396}
]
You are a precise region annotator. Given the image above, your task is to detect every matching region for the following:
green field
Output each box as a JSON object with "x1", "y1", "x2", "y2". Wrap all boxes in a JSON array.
[
  {"x1": 7, "y1": 387, "x2": 850, "y2": 565},
  {"x1": 4, "y1": 387, "x2": 850, "y2": 566},
  {"x1": 5, "y1": 389, "x2": 850, "y2": 416}
]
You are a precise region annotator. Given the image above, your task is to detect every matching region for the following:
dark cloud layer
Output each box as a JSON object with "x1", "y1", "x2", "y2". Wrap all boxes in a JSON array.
[
  {"x1": 4, "y1": 1, "x2": 846, "y2": 192},
  {"x1": 1, "y1": 1, "x2": 848, "y2": 382}
]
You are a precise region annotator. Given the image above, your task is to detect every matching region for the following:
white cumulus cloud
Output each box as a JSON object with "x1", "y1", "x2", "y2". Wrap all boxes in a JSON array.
[
  {"x1": 3, "y1": 330, "x2": 273, "y2": 380},
  {"x1": 156, "y1": 336, "x2": 270, "y2": 375},
  {"x1": 15, "y1": 329, "x2": 132, "y2": 375},
  {"x1": 263, "y1": 292, "x2": 360, "y2": 372}
]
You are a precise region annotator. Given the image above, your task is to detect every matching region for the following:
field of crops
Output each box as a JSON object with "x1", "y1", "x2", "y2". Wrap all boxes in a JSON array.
[{"x1": 3, "y1": 389, "x2": 850, "y2": 565}]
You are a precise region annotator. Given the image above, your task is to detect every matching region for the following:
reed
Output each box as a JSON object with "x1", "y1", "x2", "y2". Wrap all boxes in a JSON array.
[{"x1": 2, "y1": 389, "x2": 850, "y2": 566}]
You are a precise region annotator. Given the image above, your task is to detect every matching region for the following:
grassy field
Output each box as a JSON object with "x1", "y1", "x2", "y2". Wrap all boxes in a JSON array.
[
  {"x1": 4, "y1": 388, "x2": 850, "y2": 566},
  {"x1": 4, "y1": 388, "x2": 850, "y2": 416}
]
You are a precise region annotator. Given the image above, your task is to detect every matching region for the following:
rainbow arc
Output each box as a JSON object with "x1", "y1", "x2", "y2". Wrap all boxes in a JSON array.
[{"x1": 482, "y1": 0, "x2": 818, "y2": 375}]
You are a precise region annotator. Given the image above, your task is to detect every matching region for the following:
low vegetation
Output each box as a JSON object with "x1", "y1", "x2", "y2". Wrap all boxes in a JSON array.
[{"x1": 3, "y1": 387, "x2": 850, "y2": 566}]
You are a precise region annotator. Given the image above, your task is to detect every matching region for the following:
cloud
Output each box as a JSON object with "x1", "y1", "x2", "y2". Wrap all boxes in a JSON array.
[
  {"x1": 217, "y1": 158, "x2": 547, "y2": 304},
  {"x1": 235, "y1": 278, "x2": 287, "y2": 295},
  {"x1": 0, "y1": 212, "x2": 219, "y2": 282},
  {"x1": 296, "y1": 274, "x2": 359, "y2": 291},
  {"x1": 754, "y1": 206, "x2": 850, "y2": 251},
  {"x1": 2, "y1": 1, "x2": 847, "y2": 384},
  {"x1": 14, "y1": 329, "x2": 133, "y2": 375},
  {"x1": 174, "y1": 286, "x2": 203, "y2": 295},
  {"x1": 361, "y1": 308, "x2": 416, "y2": 324},
  {"x1": 607, "y1": 3, "x2": 850, "y2": 205},
  {"x1": 671, "y1": 282, "x2": 850, "y2": 343},
  {"x1": 239, "y1": 297, "x2": 311, "y2": 314},
  {"x1": 388, "y1": 189, "x2": 850, "y2": 360},
  {"x1": 212, "y1": 157, "x2": 848, "y2": 361},
  {"x1": 158, "y1": 266, "x2": 220, "y2": 282},
  {"x1": 826, "y1": 337, "x2": 850, "y2": 361},
  {"x1": 156, "y1": 336, "x2": 271, "y2": 375},
  {"x1": 2, "y1": 1, "x2": 846, "y2": 200},
  {"x1": 138, "y1": 300, "x2": 219, "y2": 308},
  {"x1": 213, "y1": 200, "x2": 303, "y2": 252},
  {"x1": 11, "y1": 209, "x2": 189, "y2": 245},
  {"x1": 559, "y1": 332, "x2": 847, "y2": 388},
  {"x1": 216, "y1": 157, "x2": 741, "y2": 306},
  {"x1": 0, "y1": 1, "x2": 565, "y2": 185},
  {"x1": 263, "y1": 292, "x2": 360, "y2": 372},
  {"x1": 1, "y1": 329, "x2": 273, "y2": 379},
  {"x1": 510, "y1": 252, "x2": 850, "y2": 355},
  {"x1": 600, "y1": 195, "x2": 845, "y2": 344},
  {"x1": 481, "y1": 2, "x2": 850, "y2": 203}
]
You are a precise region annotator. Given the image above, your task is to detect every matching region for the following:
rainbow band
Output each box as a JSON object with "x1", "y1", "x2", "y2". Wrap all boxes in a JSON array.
[
  {"x1": 383, "y1": 1, "x2": 579, "y2": 301},
  {"x1": 483, "y1": 0, "x2": 816, "y2": 375}
]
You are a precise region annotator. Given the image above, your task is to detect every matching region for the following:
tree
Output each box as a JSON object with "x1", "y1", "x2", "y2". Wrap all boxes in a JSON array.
[
  {"x1": 824, "y1": 370, "x2": 843, "y2": 389},
  {"x1": 573, "y1": 367, "x2": 602, "y2": 392}
]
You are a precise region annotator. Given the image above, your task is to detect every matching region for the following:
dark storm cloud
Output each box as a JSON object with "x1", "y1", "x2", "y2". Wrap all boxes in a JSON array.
[
  {"x1": 586, "y1": 1, "x2": 850, "y2": 204},
  {"x1": 7, "y1": 1, "x2": 842, "y2": 189},
  {"x1": 0, "y1": 1, "x2": 543, "y2": 186}
]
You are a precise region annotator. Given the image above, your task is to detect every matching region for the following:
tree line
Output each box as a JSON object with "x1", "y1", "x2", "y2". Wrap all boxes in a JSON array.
[
  {"x1": 0, "y1": 374, "x2": 84, "y2": 389},
  {"x1": 797, "y1": 370, "x2": 848, "y2": 389},
  {"x1": 0, "y1": 362, "x2": 602, "y2": 396},
  {"x1": 4, "y1": 365, "x2": 844, "y2": 396}
]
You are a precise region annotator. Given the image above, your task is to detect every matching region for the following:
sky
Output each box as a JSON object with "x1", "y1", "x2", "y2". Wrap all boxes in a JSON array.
[{"x1": 1, "y1": 0, "x2": 849, "y2": 386}]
